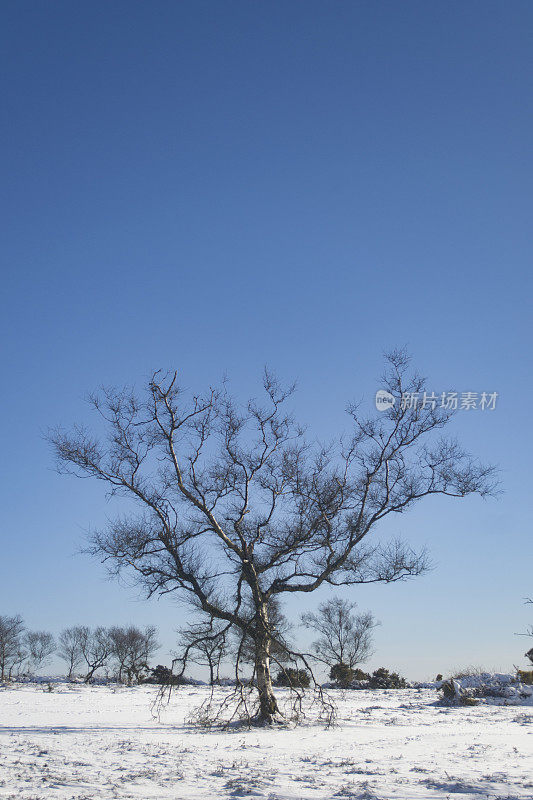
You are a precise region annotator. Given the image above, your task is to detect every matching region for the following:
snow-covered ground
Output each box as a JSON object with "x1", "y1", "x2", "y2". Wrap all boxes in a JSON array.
[{"x1": 1, "y1": 683, "x2": 532, "y2": 799}]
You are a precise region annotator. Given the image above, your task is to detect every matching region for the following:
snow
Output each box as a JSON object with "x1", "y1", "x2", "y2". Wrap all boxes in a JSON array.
[
  {"x1": 438, "y1": 674, "x2": 533, "y2": 706},
  {"x1": 1, "y1": 683, "x2": 532, "y2": 799}
]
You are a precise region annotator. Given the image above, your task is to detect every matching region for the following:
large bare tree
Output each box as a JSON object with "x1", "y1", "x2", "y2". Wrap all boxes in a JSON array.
[{"x1": 48, "y1": 352, "x2": 496, "y2": 723}]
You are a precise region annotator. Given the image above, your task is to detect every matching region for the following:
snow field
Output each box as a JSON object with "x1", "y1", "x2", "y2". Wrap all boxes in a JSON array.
[{"x1": 0, "y1": 683, "x2": 532, "y2": 799}]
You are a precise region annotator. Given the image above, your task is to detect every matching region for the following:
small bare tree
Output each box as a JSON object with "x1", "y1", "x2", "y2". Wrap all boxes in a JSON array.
[
  {"x1": 177, "y1": 618, "x2": 228, "y2": 685},
  {"x1": 48, "y1": 352, "x2": 496, "y2": 723},
  {"x1": 9, "y1": 644, "x2": 27, "y2": 679},
  {"x1": 0, "y1": 615, "x2": 25, "y2": 681},
  {"x1": 24, "y1": 631, "x2": 56, "y2": 675},
  {"x1": 77, "y1": 626, "x2": 112, "y2": 683},
  {"x1": 522, "y1": 598, "x2": 533, "y2": 665},
  {"x1": 108, "y1": 625, "x2": 159, "y2": 683},
  {"x1": 57, "y1": 627, "x2": 85, "y2": 679},
  {"x1": 302, "y1": 596, "x2": 378, "y2": 677}
]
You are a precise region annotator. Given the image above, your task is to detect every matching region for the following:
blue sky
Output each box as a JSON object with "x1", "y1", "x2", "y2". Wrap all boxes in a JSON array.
[{"x1": 1, "y1": 1, "x2": 532, "y2": 680}]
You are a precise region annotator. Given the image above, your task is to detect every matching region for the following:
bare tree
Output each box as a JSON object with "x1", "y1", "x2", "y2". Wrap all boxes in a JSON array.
[
  {"x1": 177, "y1": 618, "x2": 228, "y2": 685},
  {"x1": 77, "y1": 626, "x2": 111, "y2": 683},
  {"x1": 0, "y1": 615, "x2": 25, "y2": 681},
  {"x1": 522, "y1": 598, "x2": 533, "y2": 665},
  {"x1": 9, "y1": 643, "x2": 27, "y2": 679},
  {"x1": 107, "y1": 626, "x2": 130, "y2": 683},
  {"x1": 48, "y1": 352, "x2": 496, "y2": 723},
  {"x1": 108, "y1": 625, "x2": 159, "y2": 683},
  {"x1": 24, "y1": 631, "x2": 56, "y2": 675},
  {"x1": 57, "y1": 627, "x2": 85, "y2": 679},
  {"x1": 302, "y1": 596, "x2": 378, "y2": 676}
]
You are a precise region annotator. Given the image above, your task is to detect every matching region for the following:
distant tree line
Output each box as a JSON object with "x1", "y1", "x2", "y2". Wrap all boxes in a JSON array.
[
  {"x1": 1, "y1": 596, "x2": 380, "y2": 686},
  {"x1": 0, "y1": 616, "x2": 159, "y2": 683}
]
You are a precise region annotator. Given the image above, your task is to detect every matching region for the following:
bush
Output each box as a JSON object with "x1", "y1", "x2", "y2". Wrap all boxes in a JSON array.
[
  {"x1": 441, "y1": 679, "x2": 477, "y2": 705},
  {"x1": 368, "y1": 667, "x2": 407, "y2": 689},
  {"x1": 329, "y1": 664, "x2": 371, "y2": 686},
  {"x1": 275, "y1": 667, "x2": 310, "y2": 688},
  {"x1": 450, "y1": 665, "x2": 489, "y2": 680},
  {"x1": 329, "y1": 663, "x2": 355, "y2": 686},
  {"x1": 517, "y1": 670, "x2": 533, "y2": 685},
  {"x1": 143, "y1": 665, "x2": 182, "y2": 685}
]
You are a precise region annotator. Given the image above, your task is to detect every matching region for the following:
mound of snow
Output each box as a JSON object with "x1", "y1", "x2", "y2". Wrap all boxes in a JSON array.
[
  {"x1": 455, "y1": 672, "x2": 515, "y2": 689},
  {"x1": 440, "y1": 673, "x2": 533, "y2": 706}
]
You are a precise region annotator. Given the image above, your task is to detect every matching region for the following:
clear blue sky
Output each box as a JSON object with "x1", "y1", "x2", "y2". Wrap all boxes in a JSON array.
[{"x1": 2, "y1": 1, "x2": 532, "y2": 681}]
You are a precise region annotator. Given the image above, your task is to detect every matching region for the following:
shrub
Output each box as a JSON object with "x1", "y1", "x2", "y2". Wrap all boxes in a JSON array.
[
  {"x1": 143, "y1": 664, "x2": 182, "y2": 685},
  {"x1": 517, "y1": 670, "x2": 533, "y2": 685},
  {"x1": 450, "y1": 665, "x2": 488, "y2": 680},
  {"x1": 441, "y1": 679, "x2": 478, "y2": 705},
  {"x1": 368, "y1": 667, "x2": 407, "y2": 689},
  {"x1": 275, "y1": 667, "x2": 310, "y2": 688},
  {"x1": 441, "y1": 679, "x2": 463, "y2": 702},
  {"x1": 329, "y1": 663, "x2": 355, "y2": 686},
  {"x1": 441, "y1": 680, "x2": 480, "y2": 706}
]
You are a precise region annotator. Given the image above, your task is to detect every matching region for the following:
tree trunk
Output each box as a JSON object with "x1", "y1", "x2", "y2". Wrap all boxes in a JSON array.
[{"x1": 254, "y1": 606, "x2": 279, "y2": 724}]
